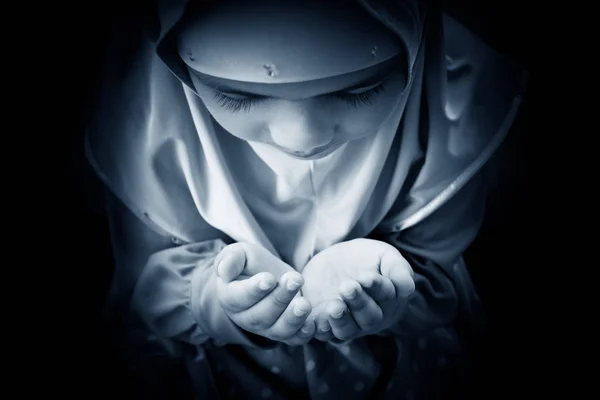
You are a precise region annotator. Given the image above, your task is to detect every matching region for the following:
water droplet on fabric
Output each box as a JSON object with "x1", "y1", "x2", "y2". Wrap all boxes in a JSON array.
[{"x1": 263, "y1": 63, "x2": 279, "y2": 77}]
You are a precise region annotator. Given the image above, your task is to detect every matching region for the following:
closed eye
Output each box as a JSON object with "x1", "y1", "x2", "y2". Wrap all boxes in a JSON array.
[
  {"x1": 332, "y1": 80, "x2": 387, "y2": 107},
  {"x1": 343, "y1": 81, "x2": 384, "y2": 94},
  {"x1": 212, "y1": 80, "x2": 388, "y2": 113}
]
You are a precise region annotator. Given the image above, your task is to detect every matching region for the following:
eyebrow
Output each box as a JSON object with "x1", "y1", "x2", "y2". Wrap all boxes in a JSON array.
[{"x1": 188, "y1": 56, "x2": 402, "y2": 97}]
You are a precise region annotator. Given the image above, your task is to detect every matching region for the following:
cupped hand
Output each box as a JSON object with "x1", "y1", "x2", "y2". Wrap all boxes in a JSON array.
[
  {"x1": 214, "y1": 243, "x2": 316, "y2": 346},
  {"x1": 301, "y1": 239, "x2": 415, "y2": 342}
]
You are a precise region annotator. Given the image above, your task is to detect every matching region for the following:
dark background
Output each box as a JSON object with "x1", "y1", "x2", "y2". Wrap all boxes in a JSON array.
[{"x1": 49, "y1": 0, "x2": 532, "y2": 397}]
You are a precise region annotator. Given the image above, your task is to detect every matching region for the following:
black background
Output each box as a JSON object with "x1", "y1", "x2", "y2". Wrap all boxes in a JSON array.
[{"x1": 46, "y1": 0, "x2": 532, "y2": 397}]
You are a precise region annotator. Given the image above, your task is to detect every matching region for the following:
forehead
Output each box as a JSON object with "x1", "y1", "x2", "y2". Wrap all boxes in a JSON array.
[
  {"x1": 189, "y1": 53, "x2": 405, "y2": 100},
  {"x1": 176, "y1": 0, "x2": 405, "y2": 83}
]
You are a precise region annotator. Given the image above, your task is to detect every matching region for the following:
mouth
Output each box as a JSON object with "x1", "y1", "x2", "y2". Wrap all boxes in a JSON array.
[{"x1": 274, "y1": 143, "x2": 338, "y2": 160}]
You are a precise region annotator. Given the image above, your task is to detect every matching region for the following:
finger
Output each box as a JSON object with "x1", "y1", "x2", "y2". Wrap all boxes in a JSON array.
[
  {"x1": 267, "y1": 296, "x2": 312, "y2": 341},
  {"x1": 379, "y1": 248, "x2": 416, "y2": 297},
  {"x1": 237, "y1": 271, "x2": 304, "y2": 330},
  {"x1": 339, "y1": 279, "x2": 383, "y2": 331},
  {"x1": 356, "y1": 272, "x2": 396, "y2": 303},
  {"x1": 326, "y1": 299, "x2": 360, "y2": 342},
  {"x1": 304, "y1": 308, "x2": 334, "y2": 342},
  {"x1": 313, "y1": 313, "x2": 335, "y2": 342},
  {"x1": 284, "y1": 316, "x2": 316, "y2": 346},
  {"x1": 219, "y1": 272, "x2": 276, "y2": 313},
  {"x1": 215, "y1": 245, "x2": 247, "y2": 283},
  {"x1": 219, "y1": 243, "x2": 295, "y2": 281},
  {"x1": 387, "y1": 267, "x2": 415, "y2": 298}
]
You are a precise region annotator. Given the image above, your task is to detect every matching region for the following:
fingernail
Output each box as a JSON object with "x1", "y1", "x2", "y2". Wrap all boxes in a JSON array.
[
  {"x1": 342, "y1": 287, "x2": 357, "y2": 299},
  {"x1": 330, "y1": 308, "x2": 346, "y2": 319},
  {"x1": 287, "y1": 278, "x2": 302, "y2": 291},
  {"x1": 259, "y1": 278, "x2": 275, "y2": 290},
  {"x1": 301, "y1": 325, "x2": 311, "y2": 334},
  {"x1": 293, "y1": 305, "x2": 308, "y2": 317},
  {"x1": 214, "y1": 253, "x2": 225, "y2": 275},
  {"x1": 216, "y1": 253, "x2": 233, "y2": 276},
  {"x1": 213, "y1": 253, "x2": 223, "y2": 272},
  {"x1": 320, "y1": 324, "x2": 331, "y2": 332},
  {"x1": 360, "y1": 277, "x2": 374, "y2": 288}
]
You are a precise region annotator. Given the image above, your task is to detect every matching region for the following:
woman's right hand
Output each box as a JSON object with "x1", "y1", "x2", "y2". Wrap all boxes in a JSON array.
[{"x1": 212, "y1": 243, "x2": 316, "y2": 346}]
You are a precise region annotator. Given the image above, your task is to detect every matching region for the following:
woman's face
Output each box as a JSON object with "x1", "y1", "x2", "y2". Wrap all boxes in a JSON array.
[{"x1": 177, "y1": 0, "x2": 407, "y2": 160}]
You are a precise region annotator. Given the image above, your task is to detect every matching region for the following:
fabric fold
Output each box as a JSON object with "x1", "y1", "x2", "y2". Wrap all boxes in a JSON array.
[{"x1": 131, "y1": 240, "x2": 260, "y2": 347}]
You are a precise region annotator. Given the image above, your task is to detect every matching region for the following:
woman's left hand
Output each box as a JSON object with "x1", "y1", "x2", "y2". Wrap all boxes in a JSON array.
[{"x1": 301, "y1": 239, "x2": 416, "y2": 342}]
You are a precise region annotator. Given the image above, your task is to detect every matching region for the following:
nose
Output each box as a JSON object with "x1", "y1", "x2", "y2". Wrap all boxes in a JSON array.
[{"x1": 267, "y1": 101, "x2": 334, "y2": 153}]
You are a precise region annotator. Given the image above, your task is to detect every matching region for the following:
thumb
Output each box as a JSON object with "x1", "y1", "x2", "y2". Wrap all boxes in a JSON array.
[
  {"x1": 215, "y1": 242, "x2": 293, "y2": 282},
  {"x1": 233, "y1": 242, "x2": 294, "y2": 279},
  {"x1": 214, "y1": 244, "x2": 247, "y2": 282},
  {"x1": 379, "y1": 247, "x2": 415, "y2": 298}
]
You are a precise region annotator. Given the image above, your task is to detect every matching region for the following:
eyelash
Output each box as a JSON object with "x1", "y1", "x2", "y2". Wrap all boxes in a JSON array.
[{"x1": 212, "y1": 83, "x2": 386, "y2": 114}]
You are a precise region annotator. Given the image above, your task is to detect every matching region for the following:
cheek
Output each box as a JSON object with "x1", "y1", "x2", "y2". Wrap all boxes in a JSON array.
[
  {"x1": 198, "y1": 95, "x2": 265, "y2": 142},
  {"x1": 336, "y1": 100, "x2": 397, "y2": 139},
  {"x1": 337, "y1": 81, "x2": 406, "y2": 139}
]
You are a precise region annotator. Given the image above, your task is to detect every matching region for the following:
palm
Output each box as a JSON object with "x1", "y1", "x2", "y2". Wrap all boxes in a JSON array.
[{"x1": 301, "y1": 239, "x2": 392, "y2": 309}]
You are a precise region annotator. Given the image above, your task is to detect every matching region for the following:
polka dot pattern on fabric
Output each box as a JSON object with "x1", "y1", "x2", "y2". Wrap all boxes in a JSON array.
[
  {"x1": 270, "y1": 366, "x2": 281, "y2": 374},
  {"x1": 340, "y1": 346, "x2": 351, "y2": 356},
  {"x1": 306, "y1": 360, "x2": 316, "y2": 372}
]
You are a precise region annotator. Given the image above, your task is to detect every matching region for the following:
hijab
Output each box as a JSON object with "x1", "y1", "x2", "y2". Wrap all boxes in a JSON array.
[{"x1": 86, "y1": 0, "x2": 526, "y2": 269}]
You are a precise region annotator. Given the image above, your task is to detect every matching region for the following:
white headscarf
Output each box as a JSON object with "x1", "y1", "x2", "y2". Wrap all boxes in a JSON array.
[{"x1": 86, "y1": 0, "x2": 527, "y2": 269}]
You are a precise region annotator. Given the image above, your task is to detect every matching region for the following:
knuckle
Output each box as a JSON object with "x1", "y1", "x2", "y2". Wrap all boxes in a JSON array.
[
  {"x1": 269, "y1": 291, "x2": 292, "y2": 309},
  {"x1": 349, "y1": 297, "x2": 368, "y2": 311},
  {"x1": 248, "y1": 287, "x2": 266, "y2": 303},
  {"x1": 382, "y1": 290, "x2": 395, "y2": 301},
  {"x1": 296, "y1": 330, "x2": 310, "y2": 340},
  {"x1": 245, "y1": 313, "x2": 269, "y2": 331},
  {"x1": 282, "y1": 319, "x2": 303, "y2": 335},
  {"x1": 335, "y1": 315, "x2": 353, "y2": 329},
  {"x1": 361, "y1": 313, "x2": 383, "y2": 330}
]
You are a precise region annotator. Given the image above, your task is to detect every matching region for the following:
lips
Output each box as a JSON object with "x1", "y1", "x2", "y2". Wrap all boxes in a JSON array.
[
  {"x1": 276, "y1": 143, "x2": 333, "y2": 159},
  {"x1": 290, "y1": 147, "x2": 327, "y2": 157}
]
